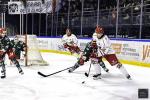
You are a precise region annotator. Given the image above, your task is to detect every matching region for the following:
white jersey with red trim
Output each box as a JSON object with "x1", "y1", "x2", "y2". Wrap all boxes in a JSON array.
[
  {"x1": 92, "y1": 32, "x2": 97, "y2": 40},
  {"x1": 62, "y1": 34, "x2": 78, "y2": 46},
  {"x1": 92, "y1": 33, "x2": 115, "y2": 55}
]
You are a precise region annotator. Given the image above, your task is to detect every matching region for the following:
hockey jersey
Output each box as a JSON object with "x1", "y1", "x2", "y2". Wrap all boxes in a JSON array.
[
  {"x1": 10, "y1": 40, "x2": 26, "y2": 58},
  {"x1": 82, "y1": 41, "x2": 98, "y2": 62},
  {"x1": 0, "y1": 36, "x2": 11, "y2": 51},
  {"x1": 92, "y1": 32, "x2": 115, "y2": 55},
  {"x1": 62, "y1": 34, "x2": 78, "y2": 46}
]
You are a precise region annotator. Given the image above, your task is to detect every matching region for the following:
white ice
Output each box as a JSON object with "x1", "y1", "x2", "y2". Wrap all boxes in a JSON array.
[{"x1": 0, "y1": 52, "x2": 150, "y2": 100}]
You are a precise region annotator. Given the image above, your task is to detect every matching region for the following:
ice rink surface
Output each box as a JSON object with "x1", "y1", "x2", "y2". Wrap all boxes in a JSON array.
[{"x1": 0, "y1": 52, "x2": 150, "y2": 100}]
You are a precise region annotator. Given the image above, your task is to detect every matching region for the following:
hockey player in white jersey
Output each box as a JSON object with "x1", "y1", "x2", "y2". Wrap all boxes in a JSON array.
[
  {"x1": 62, "y1": 28, "x2": 81, "y2": 55},
  {"x1": 93, "y1": 26, "x2": 131, "y2": 79}
]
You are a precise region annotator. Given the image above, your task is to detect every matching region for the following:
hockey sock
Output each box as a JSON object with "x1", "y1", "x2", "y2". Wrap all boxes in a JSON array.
[
  {"x1": 11, "y1": 59, "x2": 23, "y2": 72},
  {"x1": 1, "y1": 61, "x2": 6, "y2": 78},
  {"x1": 0, "y1": 61, "x2": 5, "y2": 71},
  {"x1": 93, "y1": 63, "x2": 101, "y2": 79},
  {"x1": 116, "y1": 63, "x2": 130, "y2": 77},
  {"x1": 93, "y1": 63, "x2": 101, "y2": 75},
  {"x1": 99, "y1": 61, "x2": 109, "y2": 72},
  {"x1": 99, "y1": 61, "x2": 106, "y2": 68}
]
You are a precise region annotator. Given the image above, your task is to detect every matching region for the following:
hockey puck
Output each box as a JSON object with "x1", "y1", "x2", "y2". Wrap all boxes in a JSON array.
[{"x1": 82, "y1": 81, "x2": 85, "y2": 84}]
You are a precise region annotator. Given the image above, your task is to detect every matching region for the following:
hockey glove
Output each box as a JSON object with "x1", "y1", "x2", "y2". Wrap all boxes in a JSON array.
[
  {"x1": 0, "y1": 49, "x2": 5, "y2": 57},
  {"x1": 63, "y1": 43, "x2": 68, "y2": 48}
]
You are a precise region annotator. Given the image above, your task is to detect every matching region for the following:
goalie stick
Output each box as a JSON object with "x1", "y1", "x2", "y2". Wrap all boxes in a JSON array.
[{"x1": 37, "y1": 66, "x2": 73, "y2": 77}]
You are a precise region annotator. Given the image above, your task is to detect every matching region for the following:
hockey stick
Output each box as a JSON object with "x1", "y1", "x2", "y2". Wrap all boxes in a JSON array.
[
  {"x1": 81, "y1": 62, "x2": 92, "y2": 84},
  {"x1": 84, "y1": 49, "x2": 105, "y2": 78},
  {"x1": 37, "y1": 66, "x2": 73, "y2": 77},
  {"x1": 84, "y1": 62, "x2": 92, "y2": 77}
]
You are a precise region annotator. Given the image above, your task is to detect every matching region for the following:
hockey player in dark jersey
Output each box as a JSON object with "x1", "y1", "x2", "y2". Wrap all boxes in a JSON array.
[
  {"x1": 0, "y1": 28, "x2": 24, "y2": 78},
  {"x1": 11, "y1": 35, "x2": 27, "y2": 59},
  {"x1": 68, "y1": 40, "x2": 108, "y2": 80}
]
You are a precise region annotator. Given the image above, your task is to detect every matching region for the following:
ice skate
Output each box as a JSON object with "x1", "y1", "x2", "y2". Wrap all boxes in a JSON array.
[
  {"x1": 68, "y1": 63, "x2": 79, "y2": 73},
  {"x1": 103, "y1": 67, "x2": 109, "y2": 72},
  {"x1": 68, "y1": 67, "x2": 76, "y2": 73},
  {"x1": 93, "y1": 74, "x2": 101, "y2": 80},
  {"x1": 1, "y1": 70, "x2": 6, "y2": 79},
  {"x1": 18, "y1": 68, "x2": 24, "y2": 75},
  {"x1": 126, "y1": 74, "x2": 131, "y2": 80},
  {"x1": 1, "y1": 75, "x2": 6, "y2": 79}
]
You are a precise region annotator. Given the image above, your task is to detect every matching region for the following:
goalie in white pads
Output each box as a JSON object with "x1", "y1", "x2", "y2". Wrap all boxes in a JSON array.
[
  {"x1": 62, "y1": 28, "x2": 81, "y2": 55},
  {"x1": 93, "y1": 26, "x2": 131, "y2": 79}
]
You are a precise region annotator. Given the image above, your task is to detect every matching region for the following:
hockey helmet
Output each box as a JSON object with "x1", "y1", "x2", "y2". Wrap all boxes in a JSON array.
[
  {"x1": 0, "y1": 28, "x2": 6, "y2": 37},
  {"x1": 95, "y1": 26, "x2": 104, "y2": 34},
  {"x1": 2, "y1": 28, "x2": 7, "y2": 34}
]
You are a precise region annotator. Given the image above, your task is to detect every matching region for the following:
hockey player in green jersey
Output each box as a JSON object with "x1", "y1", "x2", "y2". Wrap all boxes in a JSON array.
[
  {"x1": 68, "y1": 40, "x2": 109, "y2": 80},
  {"x1": 0, "y1": 28, "x2": 24, "y2": 78},
  {"x1": 11, "y1": 36, "x2": 27, "y2": 59}
]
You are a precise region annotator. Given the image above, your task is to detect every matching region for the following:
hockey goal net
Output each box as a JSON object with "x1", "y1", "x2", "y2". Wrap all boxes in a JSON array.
[{"x1": 18, "y1": 35, "x2": 48, "y2": 66}]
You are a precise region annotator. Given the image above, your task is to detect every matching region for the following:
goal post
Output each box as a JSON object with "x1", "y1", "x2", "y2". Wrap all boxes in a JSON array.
[{"x1": 18, "y1": 34, "x2": 48, "y2": 66}]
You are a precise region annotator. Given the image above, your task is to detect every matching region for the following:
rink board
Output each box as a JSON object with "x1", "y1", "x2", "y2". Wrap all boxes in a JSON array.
[{"x1": 36, "y1": 37, "x2": 150, "y2": 67}]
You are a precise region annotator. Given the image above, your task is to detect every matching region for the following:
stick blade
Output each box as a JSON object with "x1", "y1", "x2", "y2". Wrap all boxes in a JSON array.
[{"x1": 37, "y1": 71, "x2": 48, "y2": 77}]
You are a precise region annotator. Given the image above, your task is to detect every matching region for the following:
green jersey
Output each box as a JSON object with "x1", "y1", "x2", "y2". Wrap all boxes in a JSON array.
[
  {"x1": 82, "y1": 42, "x2": 98, "y2": 62},
  {"x1": 0, "y1": 36, "x2": 11, "y2": 51},
  {"x1": 11, "y1": 40, "x2": 26, "y2": 59}
]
